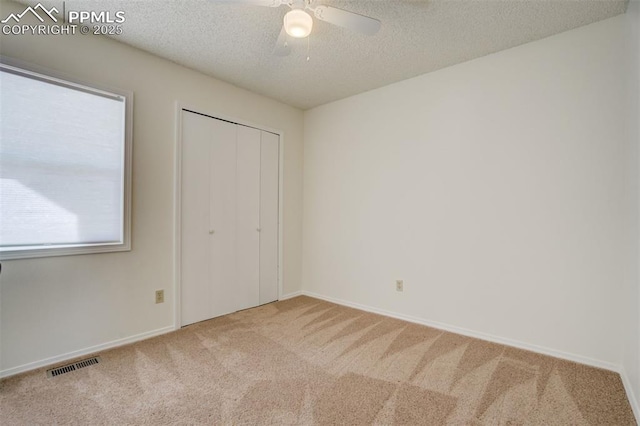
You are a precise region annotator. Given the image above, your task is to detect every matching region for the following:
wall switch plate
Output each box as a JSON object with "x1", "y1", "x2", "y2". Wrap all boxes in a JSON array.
[
  {"x1": 155, "y1": 290, "x2": 164, "y2": 304},
  {"x1": 396, "y1": 280, "x2": 403, "y2": 292}
]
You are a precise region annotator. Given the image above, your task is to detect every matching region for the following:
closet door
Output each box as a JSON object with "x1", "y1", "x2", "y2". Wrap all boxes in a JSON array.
[
  {"x1": 181, "y1": 112, "x2": 238, "y2": 325},
  {"x1": 181, "y1": 111, "x2": 279, "y2": 326},
  {"x1": 235, "y1": 126, "x2": 261, "y2": 311},
  {"x1": 209, "y1": 119, "x2": 238, "y2": 318},
  {"x1": 181, "y1": 111, "x2": 213, "y2": 326},
  {"x1": 259, "y1": 131, "x2": 279, "y2": 305}
]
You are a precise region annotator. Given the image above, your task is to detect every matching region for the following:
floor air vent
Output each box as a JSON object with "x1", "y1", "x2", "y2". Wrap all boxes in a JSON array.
[{"x1": 46, "y1": 356, "x2": 101, "y2": 378}]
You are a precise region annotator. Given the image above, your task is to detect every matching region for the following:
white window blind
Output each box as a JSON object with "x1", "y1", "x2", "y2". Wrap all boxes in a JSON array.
[{"x1": 0, "y1": 60, "x2": 132, "y2": 259}]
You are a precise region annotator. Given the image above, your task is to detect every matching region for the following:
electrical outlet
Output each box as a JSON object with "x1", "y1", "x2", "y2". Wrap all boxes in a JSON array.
[
  {"x1": 396, "y1": 280, "x2": 403, "y2": 292},
  {"x1": 155, "y1": 290, "x2": 164, "y2": 304}
]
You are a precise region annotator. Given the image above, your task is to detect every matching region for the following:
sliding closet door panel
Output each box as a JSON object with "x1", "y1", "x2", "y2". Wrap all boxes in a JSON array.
[
  {"x1": 259, "y1": 132, "x2": 279, "y2": 305},
  {"x1": 209, "y1": 119, "x2": 238, "y2": 318},
  {"x1": 236, "y1": 126, "x2": 261, "y2": 311},
  {"x1": 181, "y1": 111, "x2": 213, "y2": 326}
]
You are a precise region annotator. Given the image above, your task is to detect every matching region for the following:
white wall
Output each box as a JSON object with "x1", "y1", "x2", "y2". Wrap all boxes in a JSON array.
[
  {"x1": 623, "y1": 0, "x2": 640, "y2": 411},
  {"x1": 303, "y1": 14, "x2": 631, "y2": 368},
  {"x1": 0, "y1": 0, "x2": 304, "y2": 374}
]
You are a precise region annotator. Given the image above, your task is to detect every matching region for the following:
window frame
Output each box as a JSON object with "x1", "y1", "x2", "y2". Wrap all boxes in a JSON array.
[{"x1": 0, "y1": 56, "x2": 133, "y2": 260}]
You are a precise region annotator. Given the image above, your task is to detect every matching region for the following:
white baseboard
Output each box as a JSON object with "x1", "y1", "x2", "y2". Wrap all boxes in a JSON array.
[
  {"x1": 620, "y1": 368, "x2": 640, "y2": 421},
  {"x1": 302, "y1": 291, "x2": 620, "y2": 372},
  {"x1": 0, "y1": 325, "x2": 174, "y2": 379},
  {"x1": 279, "y1": 290, "x2": 303, "y2": 300}
]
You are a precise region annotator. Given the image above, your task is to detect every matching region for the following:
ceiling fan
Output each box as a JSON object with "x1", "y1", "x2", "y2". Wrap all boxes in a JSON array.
[{"x1": 214, "y1": 0, "x2": 381, "y2": 56}]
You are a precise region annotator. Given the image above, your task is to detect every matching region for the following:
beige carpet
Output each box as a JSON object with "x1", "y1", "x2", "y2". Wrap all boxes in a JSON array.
[{"x1": 1, "y1": 296, "x2": 636, "y2": 425}]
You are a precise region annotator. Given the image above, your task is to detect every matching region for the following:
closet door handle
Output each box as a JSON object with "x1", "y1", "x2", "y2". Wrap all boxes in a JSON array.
[
  {"x1": 256, "y1": 228, "x2": 261, "y2": 232},
  {"x1": 209, "y1": 230, "x2": 215, "y2": 234}
]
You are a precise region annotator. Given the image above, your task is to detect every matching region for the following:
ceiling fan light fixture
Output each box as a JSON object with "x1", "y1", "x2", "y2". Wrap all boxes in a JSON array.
[{"x1": 284, "y1": 9, "x2": 313, "y2": 38}]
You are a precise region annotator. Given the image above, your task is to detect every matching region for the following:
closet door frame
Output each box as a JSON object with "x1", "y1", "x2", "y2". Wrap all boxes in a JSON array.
[{"x1": 173, "y1": 102, "x2": 284, "y2": 329}]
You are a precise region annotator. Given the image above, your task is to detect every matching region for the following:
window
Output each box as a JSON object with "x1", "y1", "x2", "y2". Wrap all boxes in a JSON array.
[{"x1": 0, "y1": 58, "x2": 132, "y2": 259}]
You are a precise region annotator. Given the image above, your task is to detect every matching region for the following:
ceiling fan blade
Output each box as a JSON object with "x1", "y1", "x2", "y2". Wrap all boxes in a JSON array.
[
  {"x1": 273, "y1": 26, "x2": 291, "y2": 56},
  {"x1": 211, "y1": 0, "x2": 282, "y2": 6},
  {"x1": 312, "y1": 5, "x2": 381, "y2": 35}
]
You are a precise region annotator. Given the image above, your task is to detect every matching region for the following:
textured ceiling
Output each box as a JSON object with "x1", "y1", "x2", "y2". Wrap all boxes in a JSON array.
[{"x1": 13, "y1": 0, "x2": 629, "y2": 109}]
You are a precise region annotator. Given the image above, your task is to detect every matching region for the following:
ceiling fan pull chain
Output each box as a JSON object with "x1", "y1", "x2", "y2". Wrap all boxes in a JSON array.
[{"x1": 306, "y1": 34, "x2": 311, "y2": 61}]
